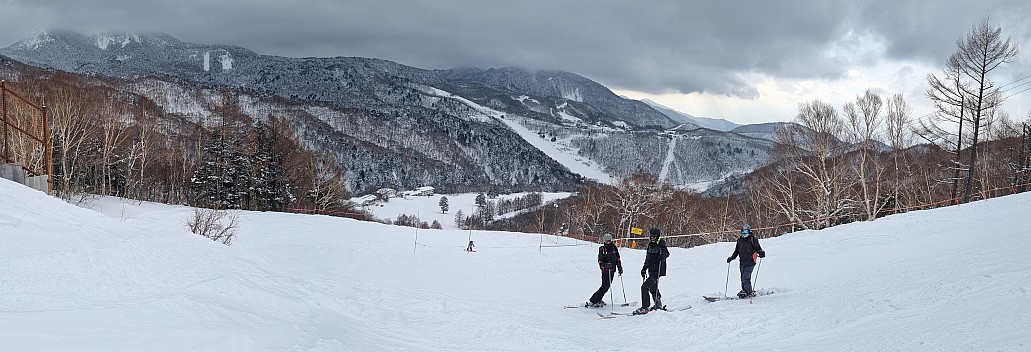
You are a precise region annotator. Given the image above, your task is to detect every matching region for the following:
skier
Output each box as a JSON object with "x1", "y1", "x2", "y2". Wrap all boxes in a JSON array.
[
  {"x1": 634, "y1": 227, "x2": 669, "y2": 315},
  {"x1": 466, "y1": 240, "x2": 475, "y2": 252},
  {"x1": 586, "y1": 233, "x2": 623, "y2": 307},
  {"x1": 727, "y1": 224, "x2": 765, "y2": 298}
]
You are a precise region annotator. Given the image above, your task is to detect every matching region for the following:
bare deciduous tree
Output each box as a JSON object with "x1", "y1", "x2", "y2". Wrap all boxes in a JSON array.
[
  {"x1": 929, "y1": 17, "x2": 1019, "y2": 203},
  {"x1": 884, "y1": 93, "x2": 914, "y2": 209},
  {"x1": 843, "y1": 90, "x2": 888, "y2": 220},
  {"x1": 923, "y1": 61, "x2": 969, "y2": 201},
  {"x1": 773, "y1": 100, "x2": 850, "y2": 229},
  {"x1": 605, "y1": 173, "x2": 668, "y2": 237},
  {"x1": 306, "y1": 152, "x2": 349, "y2": 211}
]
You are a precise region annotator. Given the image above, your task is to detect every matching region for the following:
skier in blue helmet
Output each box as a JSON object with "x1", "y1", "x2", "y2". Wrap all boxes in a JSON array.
[{"x1": 727, "y1": 224, "x2": 765, "y2": 298}]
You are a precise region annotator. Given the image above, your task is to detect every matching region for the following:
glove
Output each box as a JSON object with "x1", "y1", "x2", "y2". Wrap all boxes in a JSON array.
[
  {"x1": 618, "y1": 268, "x2": 624, "y2": 275},
  {"x1": 640, "y1": 268, "x2": 647, "y2": 278},
  {"x1": 727, "y1": 256, "x2": 734, "y2": 263},
  {"x1": 758, "y1": 250, "x2": 766, "y2": 258}
]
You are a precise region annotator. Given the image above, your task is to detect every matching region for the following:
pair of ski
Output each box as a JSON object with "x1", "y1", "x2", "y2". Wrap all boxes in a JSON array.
[
  {"x1": 703, "y1": 290, "x2": 773, "y2": 302},
  {"x1": 564, "y1": 301, "x2": 638, "y2": 309},
  {"x1": 596, "y1": 304, "x2": 692, "y2": 319}
]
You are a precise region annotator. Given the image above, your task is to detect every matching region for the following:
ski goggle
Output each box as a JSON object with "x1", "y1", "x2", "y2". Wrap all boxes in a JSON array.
[{"x1": 741, "y1": 229, "x2": 751, "y2": 235}]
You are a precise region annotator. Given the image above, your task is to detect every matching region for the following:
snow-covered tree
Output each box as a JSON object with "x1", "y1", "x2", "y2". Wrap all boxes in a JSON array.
[
  {"x1": 439, "y1": 196, "x2": 449, "y2": 214},
  {"x1": 190, "y1": 134, "x2": 252, "y2": 209},
  {"x1": 249, "y1": 119, "x2": 294, "y2": 211},
  {"x1": 454, "y1": 209, "x2": 465, "y2": 229}
]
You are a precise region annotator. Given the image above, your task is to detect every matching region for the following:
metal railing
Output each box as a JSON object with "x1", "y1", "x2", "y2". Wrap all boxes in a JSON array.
[{"x1": 1, "y1": 80, "x2": 51, "y2": 192}]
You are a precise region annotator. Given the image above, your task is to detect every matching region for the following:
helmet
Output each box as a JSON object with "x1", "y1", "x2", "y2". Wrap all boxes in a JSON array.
[
  {"x1": 649, "y1": 227, "x2": 661, "y2": 237},
  {"x1": 602, "y1": 233, "x2": 613, "y2": 242},
  {"x1": 741, "y1": 224, "x2": 751, "y2": 237}
]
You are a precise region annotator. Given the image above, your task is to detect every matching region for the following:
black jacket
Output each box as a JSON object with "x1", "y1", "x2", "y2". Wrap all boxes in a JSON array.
[
  {"x1": 643, "y1": 239, "x2": 669, "y2": 276},
  {"x1": 729, "y1": 235, "x2": 764, "y2": 266},
  {"x1": 597, "y1": 243, "x2": 623, "y2": 273}
]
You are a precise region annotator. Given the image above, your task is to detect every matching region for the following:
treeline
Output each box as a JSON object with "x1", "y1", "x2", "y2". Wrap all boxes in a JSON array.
[
  {"x1": 8, "y1": 71, "x2": 357, "y2": 214},
  {"x1": 492, "y1": 18, "x2": 1031, "y2": 247},
  {"x1": 453, "y1": 192, "x2": 543, "y2": 230}
]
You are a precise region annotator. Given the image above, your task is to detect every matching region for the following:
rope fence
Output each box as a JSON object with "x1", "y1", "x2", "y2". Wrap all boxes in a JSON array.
[{"x1": 613, "y1": 180, "x2": 1031, "y2": 248}]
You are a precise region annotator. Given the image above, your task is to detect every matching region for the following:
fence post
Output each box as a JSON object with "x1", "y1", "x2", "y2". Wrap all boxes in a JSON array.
[
  {"x1": 2, "y1": 81, "x2": 8, "y2": 164},
  {"x1": 42, "y1": 104, "x2": 52, "y2": 194}
]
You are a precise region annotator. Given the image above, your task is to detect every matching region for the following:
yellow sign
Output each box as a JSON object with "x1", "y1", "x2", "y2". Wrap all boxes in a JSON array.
[{"x1": 630, "y1": 227, "x2": 643, "y2": 235}]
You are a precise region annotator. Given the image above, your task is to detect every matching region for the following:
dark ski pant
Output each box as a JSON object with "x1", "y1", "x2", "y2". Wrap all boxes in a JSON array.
[
  {"x1": 740, "y1": 263, "x2": 755, "y2": 294},
  {"x1": 641, "y1": 274, "x2": 661, "y2": 308},
  {"x1": 590, "y1": 270, "x2": 616, "y2": 304}
]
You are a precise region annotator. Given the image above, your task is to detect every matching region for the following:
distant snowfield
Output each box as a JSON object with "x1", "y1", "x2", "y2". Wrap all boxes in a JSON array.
[
  {"x1": 1, "y1": 177, "x2": 1030, "y2": 351},
  {"x1": 356, "y1": 192, "x2": 572, "y2": 229}
]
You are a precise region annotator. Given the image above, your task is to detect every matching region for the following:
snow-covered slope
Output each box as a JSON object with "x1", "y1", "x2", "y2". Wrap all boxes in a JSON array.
[
  {"x1": 419, "y1": 85, "x2": 614, "y2": 183},
  {"x1": 1, "y1": 178, "x2": 1030, "y2": 351}
]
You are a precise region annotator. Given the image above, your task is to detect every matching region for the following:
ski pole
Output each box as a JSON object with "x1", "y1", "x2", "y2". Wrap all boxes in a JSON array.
[
  {"x1": 752, "y1": 257, "x2": 763, "y2": 290},
  {"x1": 724, "y1": 261, "x2": 731, "y2": 298},
  {"x1": 618, "y1": 271, "x2": 628, "y2": 306},
  {"x1": 750, "y1": 257, "x2": 763, "y2": 304},
  {"x1": 608, "y1": 272, "x2": 615, "y2": 314}
]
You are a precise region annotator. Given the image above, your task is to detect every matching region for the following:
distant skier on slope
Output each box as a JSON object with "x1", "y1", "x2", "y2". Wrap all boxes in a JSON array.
[
  {"x1": 586, "y1": 233, "x2": 623, "y2": 307},
  {"x1": 727, "y1": 224, "x2": 765, "y2": 298},
  {"x1": 634, "y1": 227, "x2": 669, "y2": 315}
]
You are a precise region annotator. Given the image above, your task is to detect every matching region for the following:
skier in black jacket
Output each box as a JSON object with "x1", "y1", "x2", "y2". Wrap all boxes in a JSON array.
[
  {"x1": 634, "y1": 227, "x2": 669, "y2": 315},
  {"x1": 727, "y1": 224, "x2": 766, "y2": 298},
  {"x1": 586, "y1": 233, "x2": 623, "y2": 307}
]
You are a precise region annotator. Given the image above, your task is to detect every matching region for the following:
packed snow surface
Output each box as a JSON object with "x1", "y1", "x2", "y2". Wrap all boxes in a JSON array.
[{"x1": 1, "y1": 177, "x2": 1029, "y2": 351}]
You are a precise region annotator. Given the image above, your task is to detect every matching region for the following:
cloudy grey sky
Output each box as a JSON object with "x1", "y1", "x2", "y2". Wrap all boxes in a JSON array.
[{"x1": 2, "y1": 0, "x2": 1030, "y2": 125}]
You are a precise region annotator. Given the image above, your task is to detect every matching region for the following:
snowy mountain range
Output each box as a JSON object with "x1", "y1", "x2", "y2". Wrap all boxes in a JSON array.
[
  {"x1": 640, "y1": 98, "x2": 741, "y2": 131},
  {"x1": 1, "y1": 31, "x2": 784, "y2": 194}
]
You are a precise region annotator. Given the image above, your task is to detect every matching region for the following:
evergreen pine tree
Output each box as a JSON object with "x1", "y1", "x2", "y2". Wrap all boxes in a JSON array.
[
  {"x1": 250, "y1": 120, "x2": 294, "y2": 211},
  {"x1": 439, "y1": 196, "x2": 449, "y2": 214}
]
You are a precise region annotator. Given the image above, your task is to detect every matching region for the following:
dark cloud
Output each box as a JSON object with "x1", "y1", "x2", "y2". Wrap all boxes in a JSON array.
[
  {"x1": 856, "y1": 0, "x2": 1031, "y2": 64},
  {"x1": 1, "y1": 0, "x2": 1028, "y2": 99}
]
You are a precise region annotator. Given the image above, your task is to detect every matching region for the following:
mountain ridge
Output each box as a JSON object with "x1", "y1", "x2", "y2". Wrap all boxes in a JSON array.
[{"x1": 2, "y1": 30, "x2": 781, "y2": 194}]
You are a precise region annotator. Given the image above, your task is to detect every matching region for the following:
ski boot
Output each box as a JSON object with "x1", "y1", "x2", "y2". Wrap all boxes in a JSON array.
[
  {"x1": 632, "y1": 307, "x2": 649, "y2": 315},
  {"x1": 650, "y1": 298, "x2": 664, "y2": 311},
  {"x1": 737, "y1": 290, "x2": 747, "y2": 299},
  {"x1": 586, "y1": 301, "x2": 606, "y2": 308}
]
